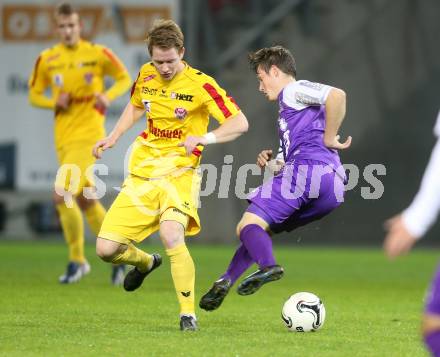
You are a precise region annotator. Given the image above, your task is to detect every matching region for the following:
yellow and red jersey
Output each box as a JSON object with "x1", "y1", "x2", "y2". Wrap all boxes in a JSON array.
[
  {"x1": 129, "y1": 62, "x2": 241, "y2": 178},
  {"x1": 28, "y1": 40, "x2": 131, "y2": 150}
]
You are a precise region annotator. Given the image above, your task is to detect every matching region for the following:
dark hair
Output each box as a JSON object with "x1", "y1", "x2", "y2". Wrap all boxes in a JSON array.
[
  {"x1": 55, "y1": 2, "x2": 78, "y2": 17},
  {"x1": 145, "y1": 19, "x2": 184, "y2": 55},
  {"x1": 249, "y1": 46, "x2": 296, "y2": 77}
]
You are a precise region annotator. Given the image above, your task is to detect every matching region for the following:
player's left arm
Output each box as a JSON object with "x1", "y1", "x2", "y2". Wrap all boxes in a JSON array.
[
  {"x1": 179, "y1": 79, "x2": 248, "y2": 155},
  {"x1": 97, "y1": 47, "x2": 132, "y2": 110},
  {"x1": 323, "y1": 88, "x2": 352, "y2": 150}
]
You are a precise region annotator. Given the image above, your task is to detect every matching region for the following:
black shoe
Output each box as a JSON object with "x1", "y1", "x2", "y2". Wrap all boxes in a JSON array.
[
  {"x1": 123, "y1": 253, "x2": 162, "y2": 292},
  {"x1": 180, "y1": 315, "x2": 198, "y2": 331},
  {"x1": 237, "y1": 265, "x2": 284, "y2": 296},
  {"x1": 199, "y1": 278, "x2": 232, "y2": 311}
]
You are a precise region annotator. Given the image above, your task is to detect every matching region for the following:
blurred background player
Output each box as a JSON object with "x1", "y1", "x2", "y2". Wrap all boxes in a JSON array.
[
  {"x1": 28, "y1": 3, "x2": 132, "y2": 284},
  {"x1": 384, "y1": 111, "x2": 440, "y2": 357},
  {"x1": 200, "y1": 46, "x2": 351, "y2": 311},
  {"x1": 93, "y1": 19, "x2": 248, "y2": 331}
]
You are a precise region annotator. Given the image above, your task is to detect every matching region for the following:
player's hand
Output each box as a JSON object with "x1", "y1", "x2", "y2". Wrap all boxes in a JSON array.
[
  {"x1": 55, "y1": 92, "x2": 70, "y2": 111},
  {"x1": 324, "y1": 135, "x2": 352, "y2": 150},
  {"x1": 266, "y1": 159, "x2": 285, "y2": 174},
  {"x1": 257, "y1": 150, "x2": 273, "y2": 168},
  {"x1": 179, "y1": 135, "x2": 206, "y2": 156},
  {"x1": 93, "y1": 136, "x2": 117, "y2": 159},
  {"x1": 94, "y1": 93, "x2": 110, "y2": 114},
  {"x1": 383, "y1": 214, "x2": 418, "y2": 259}
]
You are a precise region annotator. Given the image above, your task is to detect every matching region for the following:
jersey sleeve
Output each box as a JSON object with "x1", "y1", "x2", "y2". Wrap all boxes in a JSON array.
[
  {"x1": 283, "y1": 80, "x2": 333, "y2": 110},
  {"x1": 28, "y1": 53, "x2": 55, "y2": 109},
  {"x1": 402, "y1": 138, "x2": 440, "y2": 238},
  {"x1": 100, "y1": 46, "x2": 132, "y2": 101},
  {"x1": 129, "y1": 71, "x2": 144, "y2": 109},
  {"x1": 201, "y1": 77, "x2": 241, "y2": 124}
]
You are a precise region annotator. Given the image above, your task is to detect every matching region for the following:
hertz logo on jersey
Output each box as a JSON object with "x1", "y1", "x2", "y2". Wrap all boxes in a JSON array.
[{"x1": 170, "y1": 92, "x2": 194, "y2": 102}]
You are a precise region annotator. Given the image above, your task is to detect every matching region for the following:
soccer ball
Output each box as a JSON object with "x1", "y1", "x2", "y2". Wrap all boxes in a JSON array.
[{"x1": 281, "y1": 292, "x2": 326, "y2": 332}]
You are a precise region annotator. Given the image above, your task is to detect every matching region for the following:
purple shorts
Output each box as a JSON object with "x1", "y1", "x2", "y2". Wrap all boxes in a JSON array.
[
  {"x1": 247, "y1": 159, "x2": 345, "y2": 233},
  {"x1": 425, "y1": 263, "x2": 440, "y2": 315}
]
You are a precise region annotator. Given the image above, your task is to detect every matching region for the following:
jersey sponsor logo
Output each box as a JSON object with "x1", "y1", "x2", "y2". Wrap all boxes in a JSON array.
[
  {"x1": 84, "y1": 72, "x2": 94, "y2": 85},
  {"x1": 79, "y1": 60, "x2": 97, "y2": 67},
  {"x1": 299, "y1": 81, "x2": 324, "y2": 90},
  {"x1": 46, "y1": 54, "x2": 60, "y2": 63},
  {"x1": 53, "y1": 74, "x2": 63, "y2": 87},
  {"x1": 142, "y1": 86, "x2": 157, "y2": 96},
  {"x1": 148, "y1": 119, "x2": 182, "y2": 139},
  {"x1": 174, "y1": 107, "x2": 187, "y2": 120},
  {"x1": 48, "y1": 65, "x2": 65, "y2": 71},
  {"x1": 295, "y1": 92, "x2": 320, "y2": 105},
  {"x1": 143, "y1": 74, "x2": 156, "y2": 82},
  {"x1": 170, "y1": 92, "x2": 194, "y2": 102},
  {"x1": 159, "y1": 89, "x2": 167, "y2": 98},
  {"x1": 141, "y1": 99, "x2": 151, "y2": 112},
  {"x1": 71, "y1": 95, "x2": 94, "y2": 104}
]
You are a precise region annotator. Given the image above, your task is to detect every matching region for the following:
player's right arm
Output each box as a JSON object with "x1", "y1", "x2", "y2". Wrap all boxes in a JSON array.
[
  {"x1": 384, "y1": 118, "x2": 440, "y2": 259},
  {"x1": 323, "y1": 88, "x2": 352, "y2": 150},
  {"x1": 28, "y1": 54, "x2": 55, "y2": 109},
  {"x1": 93, "y1": 73, "x2": 146, "y2": 159}
]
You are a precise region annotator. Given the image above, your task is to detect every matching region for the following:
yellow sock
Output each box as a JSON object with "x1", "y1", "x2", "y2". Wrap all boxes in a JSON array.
[
  {"x1": 166, "y1": 244, "x2": 195, "y2": 316},
  {"x1": 111, "y1": 244, "x2": 152, "y2": 272},
  {"x1": 84, "y1": 201, "x2": 106, "y2": 236},
  {"x1": 56, "y1": 202, "x2": 85, "y2": 263}
]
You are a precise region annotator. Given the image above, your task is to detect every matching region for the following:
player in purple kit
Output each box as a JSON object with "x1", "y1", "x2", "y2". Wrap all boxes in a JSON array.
[
  {"x1": 384, "y1": 111, "x2": 440, "y2": 357},
  {"x1": 199, "y1": 46, "x2": 351, "y2": 311}
]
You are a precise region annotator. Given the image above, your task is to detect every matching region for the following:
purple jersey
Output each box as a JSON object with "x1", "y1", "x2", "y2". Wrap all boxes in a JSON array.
[{"x1": 277, "y1": 80, "x2": 342, "y2": 168}]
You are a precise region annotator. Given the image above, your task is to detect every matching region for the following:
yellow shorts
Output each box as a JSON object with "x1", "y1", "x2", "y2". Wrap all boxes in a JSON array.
[
  {"x1": 55, "y1": 142, "x2": 96, "y2": 196},
  {"x1": 99, "y1": 170, "x2": 202, "y2": 244}
]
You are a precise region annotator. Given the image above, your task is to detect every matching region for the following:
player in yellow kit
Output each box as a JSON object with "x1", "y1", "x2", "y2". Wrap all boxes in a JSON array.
[
  {"x1": 28, "y1": 3, "x2": 132, "y2": 284},
  {"x1": 93, "y1": 19, "x2": 248, "y2": 331}
]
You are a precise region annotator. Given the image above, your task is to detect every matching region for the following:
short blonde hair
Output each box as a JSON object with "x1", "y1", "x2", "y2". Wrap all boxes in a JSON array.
[{"x1": 145, "y1": 19, "x2": 184, "y2": 55}]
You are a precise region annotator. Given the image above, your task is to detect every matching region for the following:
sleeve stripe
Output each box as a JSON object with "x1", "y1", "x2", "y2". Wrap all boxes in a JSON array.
[
  {"x1": 30, "y1": 56, "x2": 42, "y2": 87},
  {"x1": 203, "y1": 83, "x2": 233, "y2": 118},
  {"x1": 130, "y1": 72, "x2": 140, "y2": 97},
  {"x1": 103, "y1": 48, "x2": 122, "y2": 69}
]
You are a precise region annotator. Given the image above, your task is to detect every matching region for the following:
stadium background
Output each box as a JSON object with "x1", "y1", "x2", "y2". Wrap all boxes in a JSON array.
[{"x1": 0, "y1": 0, "x2": 439, "y2": 247}]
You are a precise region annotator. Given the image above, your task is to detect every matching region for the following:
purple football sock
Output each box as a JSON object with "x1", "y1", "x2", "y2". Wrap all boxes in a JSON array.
[
  {"x1": 425, "y1": 330, "x2": 440, "y2": 357},
  {"x1": 221, "y1": 244, "x2": 254, "y2": 285},
  {"x1": 239, "y1": 224, "x2": 276, "y2": 269}
]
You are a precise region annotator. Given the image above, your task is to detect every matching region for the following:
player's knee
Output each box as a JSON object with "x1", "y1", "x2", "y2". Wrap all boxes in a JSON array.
[
  {"x1": 96, "y1": 238, "x2": 124, "y2": 262},
  {"x1": 160, "y1": 222, "x2": 184, "y2": 249}
]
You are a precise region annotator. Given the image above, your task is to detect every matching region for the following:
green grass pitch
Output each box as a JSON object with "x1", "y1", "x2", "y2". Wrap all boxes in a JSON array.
[{"x1": 0, "y1": 241, "x2": 437, "y2": 357}]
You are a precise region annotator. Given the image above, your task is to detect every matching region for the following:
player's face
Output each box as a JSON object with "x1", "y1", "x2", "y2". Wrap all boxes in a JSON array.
[
  {"x1": 56, "y1": 14, "x2": 81, "y2": 47},
  {"x1": 256, "y1": 66, "x2": 279, "y2": 101},
  {"x1": 151, "y1": 47, "x2": 185, "y2": 81}
]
